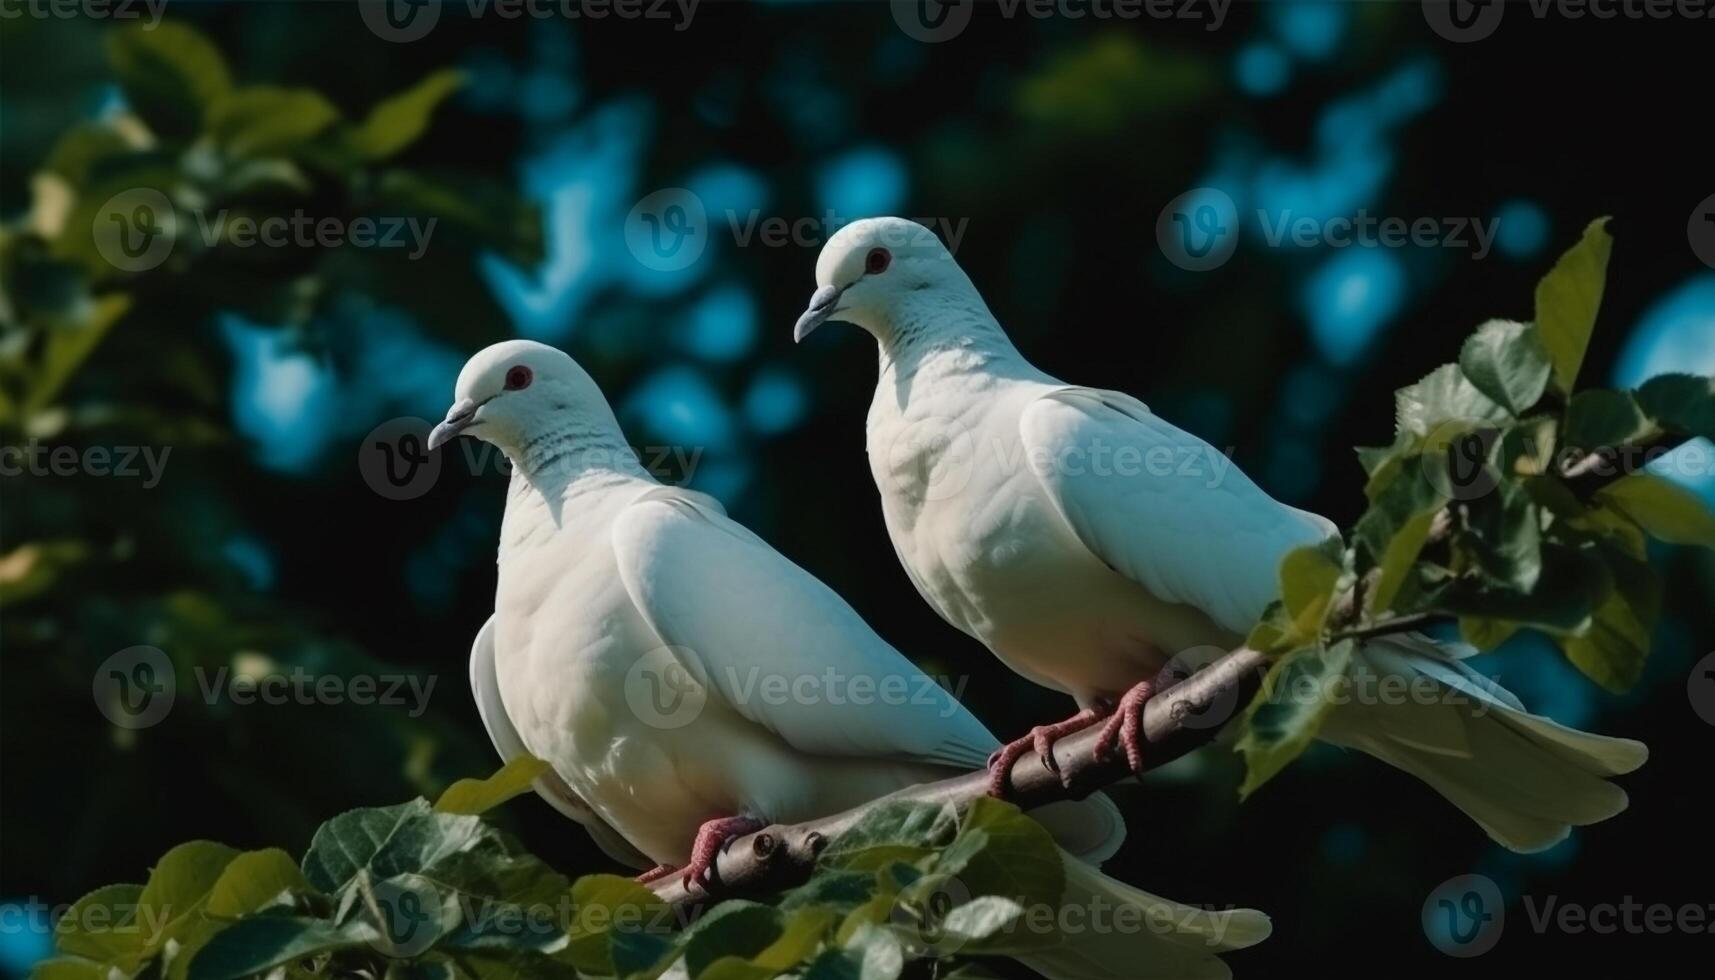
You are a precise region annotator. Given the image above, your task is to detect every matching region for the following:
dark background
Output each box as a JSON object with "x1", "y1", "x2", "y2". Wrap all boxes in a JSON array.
[{"x1": 3, "y1": 1, "x2": 1713, "y2": 976}]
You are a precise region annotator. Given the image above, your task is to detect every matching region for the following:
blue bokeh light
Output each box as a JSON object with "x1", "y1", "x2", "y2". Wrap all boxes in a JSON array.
[
  {"x1": 1491, "y1": 199, "x2": 1551, "y2": 260},
  {"x1": 623, "y1": 365, "x2": 737, "y2": 454},
  {"x1": 743, "y1": 367, "x2": 810, "y2": 435},
  {"x1": 1270, "y1": 0, "x2": 1347, "y2": 62},
  {"x1": 680, "y1": 285, "x2": 759, "y2": 363},
  {"x1": 1611, "y1": 274, "x2": 1715, "y2": 506},
  {"x1": 815, "y1": 146, "x2": 908, "y2": 223},
  {"x1": 1301, "y1": 248, "x2": 1407, "y2": 366},
  {"x1": 1235, "y1": 43, "x2": 1291, "y2": 97}
]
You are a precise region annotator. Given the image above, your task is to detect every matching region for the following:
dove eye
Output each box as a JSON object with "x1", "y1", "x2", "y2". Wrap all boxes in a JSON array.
[
  {"x1": 865, "y1": 247, "x2": 891, "y2": 275},
  {"x1": 504, "y1": 365, "x2": 533, "y2": 391}
]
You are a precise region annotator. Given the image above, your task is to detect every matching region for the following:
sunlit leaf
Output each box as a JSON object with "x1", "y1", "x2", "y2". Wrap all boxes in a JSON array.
[
  {"x1": 1535, "y1": 217, "x2": 1612, "y2": 394},
  {"x1": 209, "y1": 87, "x2": 340, "y2": 158},
  {"x1": 105, "y1": 21, "x2": 232, "y2": 139},
  {"x1": 434, "y1": 755, "x2": 550, "y2": 815},
  {"x1": 1596, "y1": 472, "x2": 1715, "y2": 549},
  {"x1": 349, "y1": 69, "x2": 466, "y2": 160}
]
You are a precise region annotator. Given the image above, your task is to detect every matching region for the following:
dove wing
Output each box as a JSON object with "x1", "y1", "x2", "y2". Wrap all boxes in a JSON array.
[
  {"x1": 611, "y1": 487, "x2": 997, "y2": 769},
  {"x1": 468, "y1": 616, "x2": 651, "y2": 869},
  {"x1": 1019, "y1": 387, "x2": 1338, "y2": 636}
]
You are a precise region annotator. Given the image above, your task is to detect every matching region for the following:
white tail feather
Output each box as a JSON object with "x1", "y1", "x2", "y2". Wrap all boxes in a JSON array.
[
  {"x1": 1320, "y1": 634, "x2": 1647, "y2": 853},
  {"x1": 1016, "y1": 854, "x2": 1270, "y2": 980}
]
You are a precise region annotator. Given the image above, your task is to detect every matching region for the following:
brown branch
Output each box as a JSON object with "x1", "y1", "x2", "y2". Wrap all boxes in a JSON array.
[
  {"x1": 647, "y1": 646, "x2": 1270, "y2": 912},
  {"x1": 646, "y1": 428, "x2": 1694, "y2": 914}
]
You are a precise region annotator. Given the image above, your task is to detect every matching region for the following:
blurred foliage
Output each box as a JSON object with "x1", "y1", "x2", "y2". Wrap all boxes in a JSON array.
[{"x1": 0, "y1": 17, "x2": 542, "y2": 910}]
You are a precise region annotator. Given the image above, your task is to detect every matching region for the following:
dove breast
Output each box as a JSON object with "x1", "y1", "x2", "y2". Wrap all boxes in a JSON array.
[{"x1": 867, "y1": 370, "x2": 1231, "y2": 706}]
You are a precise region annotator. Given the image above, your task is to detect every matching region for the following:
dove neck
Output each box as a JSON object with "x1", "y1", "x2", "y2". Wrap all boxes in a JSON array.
[
  {"x1": 504, "y1": 415, "x2": 643, "y2": 495},
  {"x1": 872, "y1": 294, "x2": 1021, "y2": 382}
]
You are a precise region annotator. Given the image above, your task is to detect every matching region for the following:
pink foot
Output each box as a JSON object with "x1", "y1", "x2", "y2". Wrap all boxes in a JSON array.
[
  {"x1": 680, "y1": 815, "x2": 766, "y2": 890},
  {"x1": 634, "y1": 864, "x2": 678, "y2": 884},
  {"x1": 986, "y1": 706, "x2": 1108, "y2": 797},
  {"x1": 1092, "y1": 680, "x2": 1156, "y2": 772}
]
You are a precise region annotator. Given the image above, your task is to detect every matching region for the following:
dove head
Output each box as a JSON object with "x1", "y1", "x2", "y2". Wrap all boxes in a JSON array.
[
  {"x1": 429, "y1": 340, "x2": 625, "y2": 470},
  {"x1": 793, "y1": 217, "x2": 982, "y2": 346}
]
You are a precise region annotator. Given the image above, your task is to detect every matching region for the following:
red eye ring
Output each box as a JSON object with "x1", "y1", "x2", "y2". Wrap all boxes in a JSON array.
[
  {"x1": 865, "y1": 247, "x2": 891, "y2": 275},
  {"x1": 504, "y1": 365, "x2": 533, "y2": 391}
]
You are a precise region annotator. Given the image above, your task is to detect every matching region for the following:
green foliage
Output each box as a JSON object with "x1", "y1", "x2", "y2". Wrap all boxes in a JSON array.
[
  {"x1": 1236, "y1": 219, "x2": 1715, "y2": 792},
  {"x1": 35, "y1": 772, "x2": 1071, "y2": 980}
]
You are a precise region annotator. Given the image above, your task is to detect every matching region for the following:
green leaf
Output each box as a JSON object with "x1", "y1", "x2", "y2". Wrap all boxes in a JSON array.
[
  {"x1": 1459, "y1": 617, "x2": 1519, "y2": 651},
  {"x1": 105, "y1": 21, "x2": 232, "y2": 139},
  {"x1": 53, "y1": 883, "x2": 148, "y2": 969},
  {"x1": 209, "y1": 87, "x2": 341, "y2": 158},
  {"x1": 819, "y1": 802, "x2": 959, "y2": 872},
  {"x1": 1427, "y1": 540, "x2": 1607, "y2": 634},
  {"x1": 1459, "y1": 480, "x2": 1543, "y2": 591},
  {"x1": 186, "y1": 916, "x2": 377, "y2": 980},
  {"x1": 1370, "y1": 508, "x2": 1439, "y2": 617},
  {"x1": 1634, "y1": 372, "x2": 1715, "y2": 441},
  {"x1": 934, "y1": 798, "x2": 1061, "y2": 915},
  {"x1": 1458, "y1": 319, "x2": 1554, "y2": 415},
  {"x1": 682, "y1": 902, "x2": 786, "y2": 978},
  {"x1": 138, "y1": 841, "x2": 242, "y2": 955},
  {"x1": 435, "y1": 755, "x2": 550, "y2": 815},
  {"x1": 1236, "y1": 639, "x2": 1356, "y2": 798},
  {"x1": 1535, "y1": 217, "x2": 1613, "y2": 394},
  {"x1": 373, "y1": 169, "x2": 545, "y2": 266},
  {"x1": 28, "y1": 959, "x2": 113, "y2": 980},
  {"x1": 1563, "y1": 389, "x2": 1655, "y2": 453},
  {"x1": 1394, "y1": 363, "x2": 1508, "y2": 439},
  {"x1": 1596, "y1": 472, "x2": 1715, "y2": 549},
  {"x1": 350, "y1": 69, "x2": 466, "y2": 160},
  {"x1": 25, "y1": 294, "x2": 133, "y2": 414},
  {"x1": 206, "y1": 848, "x2": 314, "y2": 918},
  {"x1": 562, "y1": 875, "x2": 675, "y2": 978},
  {"x1": 1557, "y1": 546, "x2": 1659, "y2": 694},
  {"x1": 1276, "y1": 540, "x2": 1344, "y2": 637}
]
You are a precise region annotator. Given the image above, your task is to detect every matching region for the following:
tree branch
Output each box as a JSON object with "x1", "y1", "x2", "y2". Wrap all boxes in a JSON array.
[{"x1": 646, "y1": 645, "x2": 1270, "y2": 912}]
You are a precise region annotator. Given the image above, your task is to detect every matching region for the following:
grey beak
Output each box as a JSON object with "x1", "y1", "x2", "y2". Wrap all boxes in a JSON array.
[
  {"x1": 428, "y1": 397, "x2": 480, "y2": 451},
  {"x1": 793, "y1": 284, "x2": 844, "y2": 343}
]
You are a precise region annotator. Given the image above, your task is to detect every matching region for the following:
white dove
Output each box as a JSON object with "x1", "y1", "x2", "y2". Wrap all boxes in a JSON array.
[
  {"x1": 429, "y1": 339, "x2": 1270, "y2": 978},
  {"x1": 793, "y1": 217, "x2": 1647, "y2": 853}
]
